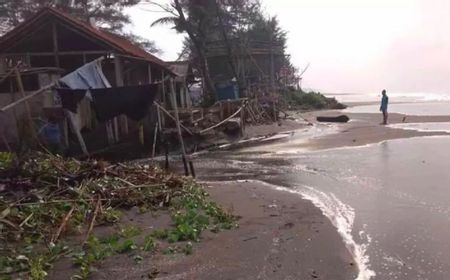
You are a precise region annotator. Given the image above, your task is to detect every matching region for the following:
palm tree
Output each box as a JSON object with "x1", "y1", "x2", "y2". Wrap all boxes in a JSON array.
[{"x1": 149, "y1": 0, "x2": 217, "y2": 104}]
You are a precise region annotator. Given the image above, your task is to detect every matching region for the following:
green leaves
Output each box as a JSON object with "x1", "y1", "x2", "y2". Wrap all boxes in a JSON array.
[{"x1": 142, "y1": 235, "x2": 155, "y2": 252}]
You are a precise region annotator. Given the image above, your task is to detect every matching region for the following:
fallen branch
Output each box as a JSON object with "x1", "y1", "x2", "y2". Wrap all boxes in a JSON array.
[
  {"x1": 52, "y1": 205, "x2": 75, "y2": 243},
  {"x1": 0, "y1": 218, "x2": 20, "y2": 230},
  {"x1": 83, "y1": 195, "x2": 101, "y2": 244},
  {"x1": 19, "y1": 213, "x2": 34, "y2": 227}
]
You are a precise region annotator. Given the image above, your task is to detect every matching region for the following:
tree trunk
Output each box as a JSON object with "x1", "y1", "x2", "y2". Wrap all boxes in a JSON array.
[
  {"x1": 173, "y1": 0, "x2": 216, "y2": 104},
  {"x1": 214, "y1": 1, "x2": 242, "y2": 93}
]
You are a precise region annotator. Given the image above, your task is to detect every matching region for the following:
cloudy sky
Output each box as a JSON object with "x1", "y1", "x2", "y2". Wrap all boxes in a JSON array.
[{"x1": 127, "y1": 0, "x2": 450, "y2": 94}]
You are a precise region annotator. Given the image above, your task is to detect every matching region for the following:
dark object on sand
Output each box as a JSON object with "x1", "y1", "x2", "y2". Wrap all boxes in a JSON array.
[{"x1": 316, "y1": 115, "x2": 350, "y2": 123}]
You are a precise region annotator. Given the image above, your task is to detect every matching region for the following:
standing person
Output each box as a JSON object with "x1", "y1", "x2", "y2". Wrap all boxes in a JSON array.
[{"x1": 380, "y1": 89, "x2": 389, "y2": 125}]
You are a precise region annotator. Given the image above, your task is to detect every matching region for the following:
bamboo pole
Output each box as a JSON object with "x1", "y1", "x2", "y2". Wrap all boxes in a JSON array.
[
  {"x1": 0, "y1": 83, "x2": 54, "y2": 112},
  {"x1": 151, "y1": 122, "x2": 158, "y2": 158},
  {"x1": 169, "y1": 78, "x2": 189, "y2": 176}
]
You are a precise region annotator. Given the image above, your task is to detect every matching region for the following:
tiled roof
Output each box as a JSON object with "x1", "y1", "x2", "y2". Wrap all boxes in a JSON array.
[{"x1": 0, "y1": 7, "x2": 173, "y2": 73}]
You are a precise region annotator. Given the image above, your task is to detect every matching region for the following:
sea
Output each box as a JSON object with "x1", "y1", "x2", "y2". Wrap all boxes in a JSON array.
[{"x1": 195, "y1": 92, "x2": 450, "y2": 280}]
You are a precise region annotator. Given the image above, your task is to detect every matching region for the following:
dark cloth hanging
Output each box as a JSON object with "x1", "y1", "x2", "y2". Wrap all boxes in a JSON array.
[
  {"x1": 91, "y1": 84, "x2": 159, "y2": 122},
  {"x1": 56, "y1": 88, "x2": 87, "y2": 113}
]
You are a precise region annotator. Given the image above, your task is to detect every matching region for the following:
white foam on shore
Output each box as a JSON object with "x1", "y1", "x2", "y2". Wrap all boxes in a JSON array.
[
  {"x1": 388, "y1": 122, "x2": 450, "y2": 133},
  {"x1": 274, "y1": 185, "x2": 376, "y2": 280},
  {"x1": 211, "y1": 179, "x2": 376, "y2": 280}
]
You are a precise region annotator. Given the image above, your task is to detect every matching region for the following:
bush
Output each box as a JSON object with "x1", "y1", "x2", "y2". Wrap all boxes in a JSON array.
[{"x1": 283, "y1": 89, "x2": 346, "y2": 110}]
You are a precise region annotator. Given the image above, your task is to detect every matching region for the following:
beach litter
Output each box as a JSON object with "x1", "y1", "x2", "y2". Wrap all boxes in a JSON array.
[{"x1": 0, "y1": 152, "x2": 236, "y2": 278}]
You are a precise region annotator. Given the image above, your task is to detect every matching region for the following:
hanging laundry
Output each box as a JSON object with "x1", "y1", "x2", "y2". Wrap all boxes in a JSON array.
[
  {"x1": 91, "y1": 84, "x2": 158, "y2": 122},
  {"x1": 58, "y1": 58, "x2": 110, "y2": 131},
  {"x1": 60, "y1": 59, "x2": 110, "y2": 90},
  {"x1": 56, "y1": 88, "x2": 87, "y2": 113}
]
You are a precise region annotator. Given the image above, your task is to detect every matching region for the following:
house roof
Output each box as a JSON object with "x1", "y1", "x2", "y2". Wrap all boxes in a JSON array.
[
  {"x1": 167, "y1": 61, "x2": 196, "y2": 83},
  {"x1": 0, "y1": 7, "x2": 174, "y2": 74},
  {"x1": 167, "y1": 61, "x2": 190, "y2": 77}
]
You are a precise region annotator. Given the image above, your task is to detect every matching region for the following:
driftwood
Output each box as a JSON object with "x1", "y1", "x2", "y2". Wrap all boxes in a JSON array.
[{"x1": 316, "y1": 115, "x2": 350, "y2": 123}]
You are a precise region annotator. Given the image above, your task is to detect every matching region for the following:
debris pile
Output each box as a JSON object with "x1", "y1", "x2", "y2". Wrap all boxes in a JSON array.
[{"x1": 0, "y1": 152, "x2": 235, "y2": 278}]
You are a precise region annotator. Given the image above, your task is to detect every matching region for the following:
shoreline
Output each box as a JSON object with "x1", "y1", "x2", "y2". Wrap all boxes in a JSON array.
[
  {"x1": 188, "y1": 109, "x2": 450, "y2": 280},
  {"x1": 129, "y1": 108, "x2": 450, "y2": 280},
  {"x1": 301, "y1": 111, "x2": 450, "y2": 151}
]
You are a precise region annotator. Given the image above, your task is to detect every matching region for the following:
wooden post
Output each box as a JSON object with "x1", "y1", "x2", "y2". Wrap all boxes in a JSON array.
[
  {"x1": 52, "y1": 22, "x2": 60, "y2": 68},
  {"x1": 272, "y1": 101, "x2": 277, "y2": 122},
  {"x1": 138, "y1": 122, "x2": 145, "y2": 146},
  {"x1": 240, "y1": 100, "x2": 245, "y2": 134},
  {"x1": 161, "y1": 71, "x2": 166, "y2": 128},
  {"x1": 14, "y1": 68, "x2": 35, "y2": 140},
  {"x1": 151, "y1": 122, "x2": 158, "y2": 158},
  {"x1": 113, "y1": 117, "x2": 119, "y2": 142},
  {"x1": 161, "y1": 71, "x2": 166, "y2": 105},
  {"x1": 105, "y1": 122, "x2": 115, "y2": 145},
  {"x1": 114, "y1": 55, "x2": 127, "y2": 137},
  {"x1": 156, "y1": 105, "x2": 162, "y2": 131},
  {"x1": 169, "y1": 78, "x2": 189, "y2": 176},
  {"x1": 62, "y1": 118, "x2": 69, "y2": 147},
  {"x1": 269, "y1": 33, "x2": 275, "y2": 92},
  {"x1": 0, "y1": 55, "x2": 5, "y2": 74},
  {"x1": 219, "y1": 101, "x2": 224, "y2": 120},
  {"x1": 148, "y1": 65, "x2": 152, "y2": 83}
]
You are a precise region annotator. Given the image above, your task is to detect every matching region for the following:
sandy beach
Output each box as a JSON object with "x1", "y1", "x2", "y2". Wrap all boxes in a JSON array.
[
  {"x1": 179, "y1": 107, "x2": 450, "y2": 280},
  {"x1": 47, "y1": 108, "x2": 450, "y2": 280}
]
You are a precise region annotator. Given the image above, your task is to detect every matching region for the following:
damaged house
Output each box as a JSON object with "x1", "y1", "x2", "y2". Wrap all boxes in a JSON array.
[{"x1": 0, "y1": 7, "x2": 180, "y2": 154}]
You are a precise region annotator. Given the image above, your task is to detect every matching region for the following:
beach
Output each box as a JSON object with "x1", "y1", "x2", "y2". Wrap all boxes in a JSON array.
[
  {"x1": 47, "y1": 101, "x2": 450, "y2": 280},
  {"x1": 183, "y1": 100, "x2": 450, "y2": 280}
]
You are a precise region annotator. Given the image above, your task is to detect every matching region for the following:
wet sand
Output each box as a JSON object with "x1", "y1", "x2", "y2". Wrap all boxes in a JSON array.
[
  {"x1": 300, "y1": 111, "x2": 450, "y2": 150},
  {"x1": 149, "y1": 181, "x2": 358, "y2": 280}
]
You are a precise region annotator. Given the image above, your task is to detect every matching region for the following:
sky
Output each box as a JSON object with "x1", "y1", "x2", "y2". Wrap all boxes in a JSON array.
[{"x1": 126, "y1": 0, "x2": 450, "y2": 94}]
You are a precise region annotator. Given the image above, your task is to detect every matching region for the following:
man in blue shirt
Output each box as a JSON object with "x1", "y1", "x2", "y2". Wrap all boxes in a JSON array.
[{"x1": 380, "y1": 89, "x2": 389, "y2": 125}]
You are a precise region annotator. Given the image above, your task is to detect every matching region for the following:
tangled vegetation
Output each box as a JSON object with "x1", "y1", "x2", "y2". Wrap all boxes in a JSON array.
[
  {"x1": 0, "y1": 152, "x2": 236, "y2": 279},
  {"x1": 283, "y1": 89, "x2": 347, "y2": 110}
]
